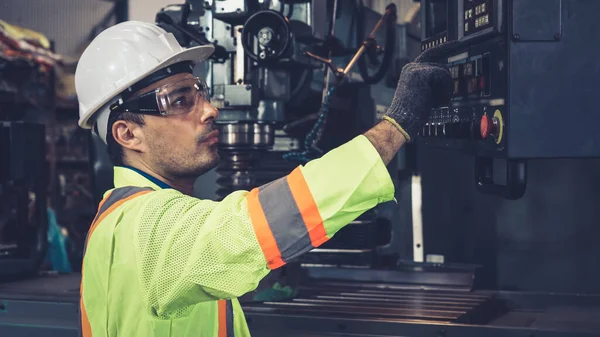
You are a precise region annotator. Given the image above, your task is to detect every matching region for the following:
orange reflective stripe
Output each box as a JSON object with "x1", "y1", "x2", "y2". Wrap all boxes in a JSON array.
[
  {"x1": 287, "y1": 167, "x2": 328, "y2": 246},
  {"x1": 79, "y1": 190, "x2": 114, "y2": 337},
  {"x1": 218, "y1": 300, "x2": 226, "y2": 337},
  {"x1": 80, "y1": 295, "x2": 92, "y2": 337},
  {"x1": 247, "y1": 188, "x2": 285, "y2": 269},
  {"x1": 88, "y1": 190, "x2": 113, "y2": 232},
  {"x1": 218, "y1": 300, "x2": 234, "y2": 337},
  {"x1": 218, "y1": 300, "x2": 227, "y2": 337},
  {"x1": 80, "y1": 187, "x2": 153, "y2": 337}
]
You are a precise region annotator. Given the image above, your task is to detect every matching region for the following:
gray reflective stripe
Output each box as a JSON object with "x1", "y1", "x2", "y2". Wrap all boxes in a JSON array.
[
  {"x1": 226, "y1": 300, "x2": 234, "y2": 337},
  {"x1": 98, "y1": 186, "x2": 153, "y2": 217},
  {"x1": 257, "y1": 176, "x2": 313, "y2": 263},
  {"x1": 83, "y1": 186, "x2": 154, "y2": 254}
]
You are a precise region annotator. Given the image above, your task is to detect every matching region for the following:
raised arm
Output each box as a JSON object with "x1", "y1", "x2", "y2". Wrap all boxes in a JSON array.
[{"x1": 131, "y1": 133, "x2": 395, "y2": 318}]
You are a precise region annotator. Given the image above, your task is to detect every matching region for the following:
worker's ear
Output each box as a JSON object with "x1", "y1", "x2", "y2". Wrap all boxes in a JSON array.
[{"x1": 112, "y1": 120, "x2": 147, "y2": 153}]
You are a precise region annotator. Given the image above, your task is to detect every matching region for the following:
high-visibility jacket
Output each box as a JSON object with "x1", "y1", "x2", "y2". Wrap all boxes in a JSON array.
[{"x1": 79, "y1": 135, "x2": 395, "y2": 337}]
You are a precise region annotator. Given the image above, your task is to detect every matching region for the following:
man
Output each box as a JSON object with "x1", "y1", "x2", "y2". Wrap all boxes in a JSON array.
[{"x1": 75, "y1": 21, "x2": 455, "y2": 337}]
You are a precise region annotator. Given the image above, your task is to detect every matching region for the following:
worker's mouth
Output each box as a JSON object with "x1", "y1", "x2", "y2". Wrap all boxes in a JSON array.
[{"x1": 200, "y1": 130, "x2": 220, "y2": 144}]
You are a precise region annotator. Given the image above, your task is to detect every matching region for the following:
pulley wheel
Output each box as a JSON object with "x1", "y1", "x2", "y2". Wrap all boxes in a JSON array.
[{"x1": 242, "y1": 10, "x2": 292, "y2": 65}]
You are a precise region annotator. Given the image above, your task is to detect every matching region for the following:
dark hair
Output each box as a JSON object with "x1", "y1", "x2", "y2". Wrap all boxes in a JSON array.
[{"x1": 106, "y1": 111, "x2": 145, "y2": 166}]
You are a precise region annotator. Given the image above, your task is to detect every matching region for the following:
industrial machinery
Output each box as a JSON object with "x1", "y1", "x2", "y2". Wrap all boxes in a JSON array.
[
  {"x1": 0, "y1": 122, "x2": 48, "y2": 279},
  {"x1": 155, "y1": 0, "x2": 401, "y2": 197},
  {"x1": 0, "y1": 28, "x2": 51, "y2": 279},
  {"x1": 419, "y1": 0, "x2": 600, "y2": 199},
  {"x1": 153, "y1": 0, "x2": 410, "y2": 272}
]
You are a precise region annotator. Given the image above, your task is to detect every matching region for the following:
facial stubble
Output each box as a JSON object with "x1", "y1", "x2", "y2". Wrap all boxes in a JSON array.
[{"x1": 150, "y1": 136, "x2": 220, "y2": 180}]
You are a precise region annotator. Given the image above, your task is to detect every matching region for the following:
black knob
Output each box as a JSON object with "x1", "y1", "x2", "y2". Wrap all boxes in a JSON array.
[
  {"x1": 471, "y1": 119, "x2": 483, "y2": 140},
  {"x1": 442, "y1": 121, "x2": 469, "y2": 138}
]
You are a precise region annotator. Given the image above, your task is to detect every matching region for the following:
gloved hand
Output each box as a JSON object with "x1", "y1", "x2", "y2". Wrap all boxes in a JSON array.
[{"x1": 382, "y1": 41, "x2": 459, "y2": 141}]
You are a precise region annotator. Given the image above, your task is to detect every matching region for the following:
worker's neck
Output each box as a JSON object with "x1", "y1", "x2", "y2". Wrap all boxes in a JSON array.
[{"x1": 123, "y1": 159, "x2": 195, "y2": 196}]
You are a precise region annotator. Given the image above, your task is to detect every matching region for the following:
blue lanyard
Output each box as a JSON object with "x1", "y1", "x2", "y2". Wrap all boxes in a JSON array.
[{"x1": 122, "y1": 166, "x2": 172, "y2": 189}]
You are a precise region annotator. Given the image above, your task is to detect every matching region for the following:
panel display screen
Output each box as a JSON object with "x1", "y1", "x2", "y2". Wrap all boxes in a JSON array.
[
  {"x1": 425, "y1": 0, "x2": 448, "y2": 38},
  {"x1": 463, "y1": 0, "x2": 493, "y2": 37}
]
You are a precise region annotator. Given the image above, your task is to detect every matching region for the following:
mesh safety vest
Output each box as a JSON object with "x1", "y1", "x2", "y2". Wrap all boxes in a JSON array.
[{"x1": 79, "y1": 135, "x2": 395, "y2": 336}]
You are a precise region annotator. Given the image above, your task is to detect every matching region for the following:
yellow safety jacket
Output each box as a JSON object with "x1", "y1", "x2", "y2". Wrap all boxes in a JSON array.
[{"x1": 79, "y1": 135, "x2": 395, "y2": 336}]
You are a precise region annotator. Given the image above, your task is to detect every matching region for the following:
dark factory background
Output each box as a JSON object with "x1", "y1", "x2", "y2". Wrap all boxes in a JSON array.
[{"x1": 3, "y1": 1, "x2": 600, "y2": 336}]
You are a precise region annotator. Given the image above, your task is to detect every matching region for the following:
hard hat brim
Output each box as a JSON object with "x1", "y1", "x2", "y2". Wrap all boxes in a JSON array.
[{"x1": 78, "y1": 44, "x2": 215, "y2": 129}]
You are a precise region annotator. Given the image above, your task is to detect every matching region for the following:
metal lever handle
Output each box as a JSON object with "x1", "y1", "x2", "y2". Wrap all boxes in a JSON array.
[
  {"x1": 304, "y1": 4, "x2": 396, "y2": 84},
  {"x1": 342, "y1": 4, "x2": 396, "y2": 78},
  {"x1": 303, "y1": 51, "x2": 343, "y2": 78}
]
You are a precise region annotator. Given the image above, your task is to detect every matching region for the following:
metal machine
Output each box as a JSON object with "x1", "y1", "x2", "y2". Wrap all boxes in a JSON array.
[
  {"x1": 154, "y1": 0, "x2": 410, "y2": 271},
  {"x1": 155, "y1": 0, "x2": 401, "y2": 196}
]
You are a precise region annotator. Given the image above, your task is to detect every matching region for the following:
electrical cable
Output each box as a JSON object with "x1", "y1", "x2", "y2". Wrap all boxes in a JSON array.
[{"x1": 286, "y1": 2, "x2": 294, "y2": 19}]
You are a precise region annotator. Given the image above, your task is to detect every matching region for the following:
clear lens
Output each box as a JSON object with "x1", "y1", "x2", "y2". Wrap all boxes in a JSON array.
[{"x1": 155, "y1": 77, "x2": 210, "y2": 116}]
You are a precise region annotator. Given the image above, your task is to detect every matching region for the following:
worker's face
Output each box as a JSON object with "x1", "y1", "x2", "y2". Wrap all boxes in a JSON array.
[{"x1": 138, "y1": 72, "x2": 220, "y2": 179}]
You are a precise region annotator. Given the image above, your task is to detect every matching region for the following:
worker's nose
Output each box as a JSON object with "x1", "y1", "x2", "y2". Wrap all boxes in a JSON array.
[{"x1": 200, "y1": 100, "x2": 219, "y2": 124}]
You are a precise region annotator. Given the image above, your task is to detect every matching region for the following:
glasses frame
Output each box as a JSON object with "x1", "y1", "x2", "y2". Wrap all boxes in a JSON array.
[{"x1": 109, "y1": 77, "x2": 210, "y2": 117}]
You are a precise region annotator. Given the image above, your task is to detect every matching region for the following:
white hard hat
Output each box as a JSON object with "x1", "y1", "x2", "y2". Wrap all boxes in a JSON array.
[{"x1": 75, "y1": 21, "x2": 214, "y2": 143}]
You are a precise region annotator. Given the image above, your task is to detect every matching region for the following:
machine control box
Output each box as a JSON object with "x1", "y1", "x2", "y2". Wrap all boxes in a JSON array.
[
  {"x1": 419, "y1": 0, "x2": 600, "y2": 198},
  {"x1": 421, "y1": 35, "x2": 505, "y2": 158}
]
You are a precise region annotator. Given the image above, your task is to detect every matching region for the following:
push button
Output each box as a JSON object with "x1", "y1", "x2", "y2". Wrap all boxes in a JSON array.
[
  {"x1": 480, "y1": 115, "x2": 490, "y2": 139},
  {"x1": 480, "y1": 114, "x2": 499, "y2": 139}
]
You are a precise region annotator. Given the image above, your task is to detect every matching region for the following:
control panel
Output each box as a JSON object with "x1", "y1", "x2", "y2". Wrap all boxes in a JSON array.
[
  {"x1": 421, "y1": 35, "x2": 506, "y2": 158},
  {"x1": 420, "y1": 0, "x2": 505, "y2": 158},
  {"x1": 418, "y1": 0, "x2": 600, "y2": 199}
]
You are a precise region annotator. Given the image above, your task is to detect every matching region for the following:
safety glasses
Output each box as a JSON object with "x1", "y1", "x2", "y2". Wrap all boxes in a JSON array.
[{"x1": 109, "y1": 77, "x2": 210, "y2": 117}]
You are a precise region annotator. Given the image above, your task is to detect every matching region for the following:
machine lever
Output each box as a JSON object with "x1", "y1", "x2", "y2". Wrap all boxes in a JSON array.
[
  {"x1": 303, "y1": 51, "x2": 343, "y2": 78},
  {"x1": 303, "y1": 4, "x2": 396, "y2": 85},
  {"x1": 344, "y1": 4, "x2": 395, "y2": 78}
]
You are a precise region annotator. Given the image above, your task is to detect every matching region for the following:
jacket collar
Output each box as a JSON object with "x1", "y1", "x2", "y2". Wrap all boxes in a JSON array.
[{"x1": 113, "y1": 166, "x2": 172, "y2": 192}]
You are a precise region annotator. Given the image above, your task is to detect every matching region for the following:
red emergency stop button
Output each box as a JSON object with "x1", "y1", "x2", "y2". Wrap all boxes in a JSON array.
[{"x1": 480, "y1": 115, "x2": 490, "y2": 139}]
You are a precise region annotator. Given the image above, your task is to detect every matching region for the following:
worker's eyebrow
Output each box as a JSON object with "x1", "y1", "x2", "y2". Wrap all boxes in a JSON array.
[{"x1": 167, "y1": 86, "x2": 192, "y2": 97}]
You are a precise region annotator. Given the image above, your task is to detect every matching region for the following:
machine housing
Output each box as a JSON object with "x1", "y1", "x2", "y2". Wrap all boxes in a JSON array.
[{"x1": 420, "y1": 0, "x2": 600, "y2": 198}]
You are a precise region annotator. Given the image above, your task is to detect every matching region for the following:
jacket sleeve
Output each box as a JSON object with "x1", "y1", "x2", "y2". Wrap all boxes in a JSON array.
[{"x1": 132, "y1": 134, "x2": 395, "y2": 318}]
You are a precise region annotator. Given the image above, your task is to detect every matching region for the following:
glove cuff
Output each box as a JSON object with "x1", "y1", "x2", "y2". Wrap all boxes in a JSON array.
[{"x1": 382, "y1": 116, "x2": 412, "y2": 142}]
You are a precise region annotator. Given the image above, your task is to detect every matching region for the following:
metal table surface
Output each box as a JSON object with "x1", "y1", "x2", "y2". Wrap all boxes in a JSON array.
[
  {"x1": 242, "y1": 281, "x2": 600, "y2": 337},
  {"x1": 243, "y1": 282, "x2": 498, "y2": 324},
  {"x1": 1, "y1": 274, "x2": 600, "y2": 337}
]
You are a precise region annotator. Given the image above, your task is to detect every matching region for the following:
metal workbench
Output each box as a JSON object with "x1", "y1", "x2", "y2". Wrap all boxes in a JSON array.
[{"x1": 1, "y1": 273, "x2": 600, "y2": 337}]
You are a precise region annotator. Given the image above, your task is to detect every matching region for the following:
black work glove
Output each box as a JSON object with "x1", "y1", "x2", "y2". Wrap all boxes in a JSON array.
[{"x1": 382, "y1": 41, "x2": 459, "y2": 141}]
